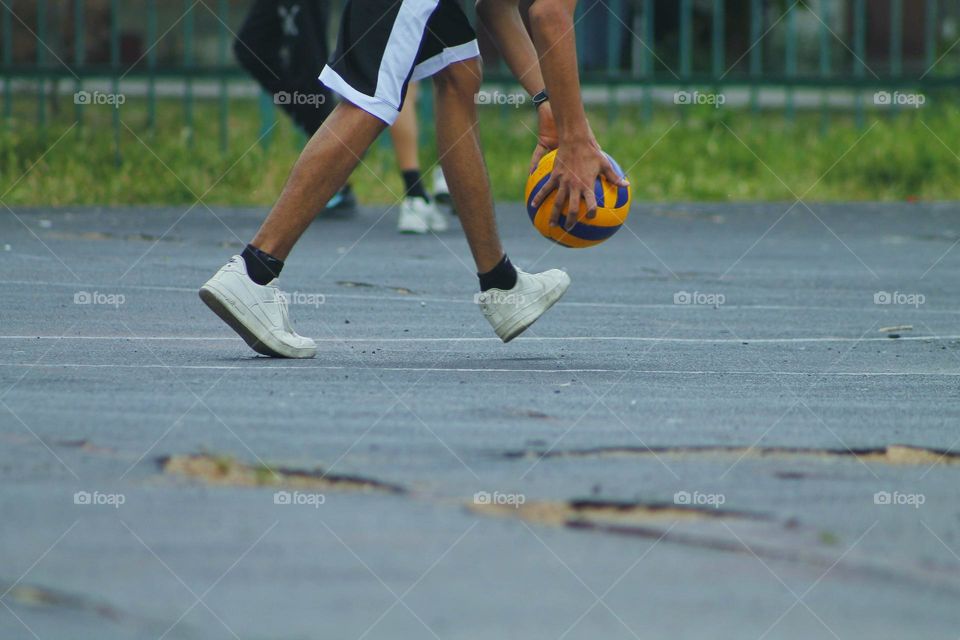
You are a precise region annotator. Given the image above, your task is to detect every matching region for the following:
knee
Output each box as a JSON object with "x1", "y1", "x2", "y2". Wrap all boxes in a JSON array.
[{"x1": 432, "y1": 59, "x2": 483, "y2": 101}]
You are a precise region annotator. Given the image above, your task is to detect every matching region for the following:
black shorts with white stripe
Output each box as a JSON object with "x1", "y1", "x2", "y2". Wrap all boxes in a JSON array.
[{"x1": 319, "y1": 0, "x2": 479, "y2": 124}]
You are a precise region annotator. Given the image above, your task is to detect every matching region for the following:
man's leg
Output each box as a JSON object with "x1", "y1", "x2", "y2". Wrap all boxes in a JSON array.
[
  {"x1": 251, "y1": 102, "x2": 385, "y2": 260},
  {"x1": 198, "y1": 101, "x2": 383, "y2": 359},
  {"x1": 429, "y1": 57, "x2": 570, "y2": 342},
  {"x1": 431, "y1": 58, "x2": 502, "y2": 273}
]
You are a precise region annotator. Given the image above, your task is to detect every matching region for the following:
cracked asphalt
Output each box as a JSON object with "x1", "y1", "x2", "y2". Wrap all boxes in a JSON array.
[{"x1": 2, "y1": 202, "x2": 959, "y2": 639}]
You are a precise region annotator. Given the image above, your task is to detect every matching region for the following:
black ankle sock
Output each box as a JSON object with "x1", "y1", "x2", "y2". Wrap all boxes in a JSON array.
[
  {"x1": 478, "y1": 255, "x2": 518, "y2": 292},
  {"x1": 401, "y1": 170, "x2": 430, "y2": 201},
  {"x1": 241, "y1": 244, "x2": 284, "y2": 285}
]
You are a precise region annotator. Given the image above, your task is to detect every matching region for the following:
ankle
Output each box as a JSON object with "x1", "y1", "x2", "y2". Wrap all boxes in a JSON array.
[
  {"x1": 241, "y1": 244, "x2": 284, "y2": 285},
  {"x1": 478, "y1": 255, "x2": 518, "y2": 291}
]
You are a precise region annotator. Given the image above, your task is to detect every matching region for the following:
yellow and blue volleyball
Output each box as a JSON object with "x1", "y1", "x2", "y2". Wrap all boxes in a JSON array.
[{"x1": 524, "y1": 149, "x2": 631, "y2": 248}]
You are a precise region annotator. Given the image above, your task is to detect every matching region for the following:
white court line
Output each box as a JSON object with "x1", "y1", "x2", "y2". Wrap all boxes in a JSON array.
[
  {"x1": 1, "y1": 334, "x2": 959, "y2": 344},
  {"x1": 0, "y1": 362, "x2": 956, "y2": 376},
  {"x1": 2, "y1": 279, "x2": 959, "y2": 314}
]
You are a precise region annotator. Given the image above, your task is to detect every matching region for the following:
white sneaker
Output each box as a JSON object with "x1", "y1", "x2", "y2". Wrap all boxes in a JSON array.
[
  {"x1": 432, "y1": 168, "x2": 451, "y2": 205},
  {"x1": 199, "y1": 256, "x2": 317, "y2": 359},
  {"x1": 398, "y1": 197, "x2": 448, "y2": 234},
  {"x1": 476, "y1": 268, "x2": 571, "y2": 343}
]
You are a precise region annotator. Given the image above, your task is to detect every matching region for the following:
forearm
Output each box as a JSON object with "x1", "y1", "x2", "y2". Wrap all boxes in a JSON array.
[
  {"x1": 527, "y1": 0, "x2": 590, "y2": 142},
  {"x1": 475, "y1": 0, "x2": 545, "y2": 96}
]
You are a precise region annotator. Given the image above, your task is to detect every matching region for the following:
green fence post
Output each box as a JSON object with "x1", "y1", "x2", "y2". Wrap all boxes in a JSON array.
[
  {"x1": 218, "y1": 0, "x2": 229, "y2": 153},
  {"x1": 258, "y1": 92, "x2": 275, "y2": 149},
  {"x1": 853, "y1": 0, "x2": 866, "y2": 128},
  {"x1": 184, "y1": 0, "x2": 195, "y2": 147},
  {"x1": 606, "y1": 0, "x2": 623, "y2": 123},
  {"x1": 819, "y1": 0, "x2": 831, "y2": 133},
  {"x1": 679, "y1": 0, "x2": 691, "y2": 121},
  {"x1": 37, "y1": 0, "x2": 47, "y2": 132},
  {"x1": 111, "y1": 0, "x2": 121, "y2": 164},
  {"x1": 890, "y1": 0, "x2": 902, "y2": 77},
  {"x1": 74, "y1": 0, "x2": 84, "y2": 128},
  {"x1": 712, "y1": 0, "x2": 725, "y2": 80},
  {"x1": 785, "y1": 1, "x2": 796, "y2": 122},
  {"x1": 890, "y1": 0, "x2": 902, "y2": 118},
  {"x1": 642, "y1": 0, "x2": 653, "y2": 122},
  {"x1": 925, "y1": 0, "x2": 937, "y2": 71},
  {"x1": 4, "y1": 2, "x2": 13, "y2": 125},
  {"x1": 750, "y1": 0, "x2": 762, "y2": 113},
  {"x1": 147, "y1": 0, "x2": 157, "y2": 132},
  {"x1": 680, "y1": 0, "x2": 692, "y2": 80}
]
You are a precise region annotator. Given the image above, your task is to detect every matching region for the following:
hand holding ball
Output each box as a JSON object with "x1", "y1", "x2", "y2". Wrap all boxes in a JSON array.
[{"x1": 525, "y1": 150, "x2": 632, "y2": 249}]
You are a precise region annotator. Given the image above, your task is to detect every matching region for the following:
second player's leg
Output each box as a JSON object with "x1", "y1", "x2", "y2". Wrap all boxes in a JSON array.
[
  {"x1": 391, "y1": 82, "x2": 421, "y2": 172},
  {"x1": 393, "y1": 82, "x2": 448, "y2": 234},
  {"x1": 432, "y1": 58, "x2": 503, "y2": 273},
  {"x1": 251, "y1": 102, "x2": 385, "y2": 260}
]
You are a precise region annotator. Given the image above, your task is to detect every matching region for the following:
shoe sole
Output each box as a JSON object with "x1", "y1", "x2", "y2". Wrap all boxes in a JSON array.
[
  {"x1": 199, "y1": 284, "x2": 316, "y2": 359},
  {"x1": 497, "y1": 274, "x2": 571, "y2": 343}
]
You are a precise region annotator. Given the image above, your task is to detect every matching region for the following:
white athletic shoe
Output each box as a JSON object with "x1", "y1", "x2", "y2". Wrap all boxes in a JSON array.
[
  {"x1": 199, "y1": 256, "x2": 317, "y2": 359},
  {"x1": 432, "y1": 168, "x2": 451, "y2": 205},
  {"x1": 398, "y1": 197, "x2": 448, "y2": 234},
  {"x1": 476, "y1": 268, "x2": 571, "y2": 343}
]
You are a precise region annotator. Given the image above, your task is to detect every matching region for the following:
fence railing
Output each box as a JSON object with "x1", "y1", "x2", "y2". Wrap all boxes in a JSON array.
[{"x1": 2, "y1": 0, "x2": 957, "y2": 153}]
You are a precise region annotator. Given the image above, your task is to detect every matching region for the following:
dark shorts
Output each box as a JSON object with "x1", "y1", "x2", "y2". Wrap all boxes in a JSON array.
[{"x1": 319, "y1": 0, "x2": 479, "y2": 124}]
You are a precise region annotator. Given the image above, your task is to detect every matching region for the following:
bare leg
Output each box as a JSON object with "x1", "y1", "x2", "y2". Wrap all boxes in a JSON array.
[
  {"x1": 432, "y1": 58, "x2": 504, "y2": 273},
  {"x1": 390, "y1": 82, "x2": 420, "y2": 172},
  {"x1": 251, "y1": 102, "x2": 386, "y2": 260}
]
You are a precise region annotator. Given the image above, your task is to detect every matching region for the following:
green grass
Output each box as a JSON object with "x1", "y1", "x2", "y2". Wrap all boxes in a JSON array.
[{"x1": 2, "y1": 95, "x2": 960, "y2": 206}]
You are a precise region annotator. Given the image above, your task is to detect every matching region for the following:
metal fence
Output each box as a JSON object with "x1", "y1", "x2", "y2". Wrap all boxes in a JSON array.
[{"x1": 1, "y1": 0, "x2": 957, "y2": 151}]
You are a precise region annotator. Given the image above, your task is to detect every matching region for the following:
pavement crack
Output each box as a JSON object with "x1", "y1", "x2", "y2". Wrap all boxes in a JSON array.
[
  {"x1": 1, "y1": 582, "x2": 122, "y2": 621},
  {"x1": 501, "y1": 444, "x2": 960, "y2": 465},
  {"x1": 336, "y1": 280, "x2": 417, "y2": 295},
  {"x1": 467, "y1": 499, "x2": 960, "y2": 595},
  {"x1": 158, "y1": 453, "x2": 406, "y2": 494},
  {"x1": 471, "y1": 498, "x2": 764, "y2": 526}
]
